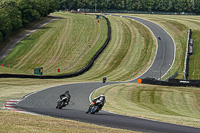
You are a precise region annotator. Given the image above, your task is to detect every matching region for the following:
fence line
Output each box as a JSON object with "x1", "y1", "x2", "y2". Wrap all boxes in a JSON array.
[
  {"x1": 141, "y1": 77, "x2": 200, "y2": 88},
  {"x1": 82, "y1": 9, "x2": 196, "y2": 15}
]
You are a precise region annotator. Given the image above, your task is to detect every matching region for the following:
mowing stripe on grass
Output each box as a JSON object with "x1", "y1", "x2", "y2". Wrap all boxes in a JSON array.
[{"x1": 92, "y1": 83, "x2": 200, "y2": 127}]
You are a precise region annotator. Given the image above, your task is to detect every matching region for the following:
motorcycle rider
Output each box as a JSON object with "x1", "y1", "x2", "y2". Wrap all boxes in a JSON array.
[
  {"x1": 86, "y1": 94, "x2": 106, "y2": 113},
  {"x1": 59, "y1": 90, "x2": 71, "y2": 105},
  {"x1": 103, "y1": 76, "x2": 107, "y2": 83}
]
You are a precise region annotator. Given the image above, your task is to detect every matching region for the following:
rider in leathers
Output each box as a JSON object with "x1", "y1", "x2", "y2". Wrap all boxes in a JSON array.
[
  {"x1": 59, "y1": 91, "x2": 71, "y2": 105},
  {"x1": 86, "y1": 94, "x2": 106, "y2": 113},
  {"x1": 103, "y1": 76, "x2": 107, "y2": 83}
]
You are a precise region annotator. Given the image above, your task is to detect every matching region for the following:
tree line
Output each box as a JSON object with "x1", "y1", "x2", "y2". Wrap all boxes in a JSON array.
[
  {"x1": 1, "y1": 0, "x2": 199, "y2": 43},
  {"x1": 0, "y1": 0, "x2": 59, "y2": 42},
  {"x1": 59, "y1": 0, "x2": 200, "y2": 14}
]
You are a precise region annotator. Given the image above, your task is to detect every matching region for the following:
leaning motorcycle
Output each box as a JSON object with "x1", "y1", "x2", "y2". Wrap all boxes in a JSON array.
[
  {"x1": 86, "y1": 100, "x2": 103, "y2": 114},
  {"x1": 56, "y1": 97, "x2": 68, "y2": 109}
]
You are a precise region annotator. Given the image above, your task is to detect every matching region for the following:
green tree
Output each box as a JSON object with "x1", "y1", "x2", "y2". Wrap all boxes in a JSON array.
[
  {"x1": 17, "y1": 0, "x2": 40, "y2": 25},
  {"x1": 127, "y1": 0, "x2": 133, "y2": 10},
  {"x1": 48, "y1": 0, "x2": 60, "y2": 13},
  {"x1": 6, "y1": 0, "x2": 22, "y2": 31},
  {"x1": 34, "y1": 0, "x2": 49, "y2": 17},
  {"x1": 0, "y1": 32, "x2": 3, "y2": 42},
  {"x1": 154, "y1": 0, "x2": 163, "y2": 11},
  {"x1": 194, "y1": 0, "x2": 200, "y2": 14},
  {"x1": 0, "y1": 1, "x2": 12, "y2": 38},
  {"x1": 148, "y1": 0, "x2": 155, "y2": 12},
  {"x1": 135, "y1": 0, "x2": 143, "y2": 11},
  {"x1": 175, "y1": 0, "x2": 186, "y2": 12}
]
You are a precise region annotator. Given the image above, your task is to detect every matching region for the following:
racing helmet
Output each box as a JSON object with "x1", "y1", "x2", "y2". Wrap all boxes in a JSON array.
[
  {"x1": 100, "y1": 94, "x2": 104, "y2": 97},
  {"x1": 65, "y1": 91, "x2": 69, "y2": 94}
]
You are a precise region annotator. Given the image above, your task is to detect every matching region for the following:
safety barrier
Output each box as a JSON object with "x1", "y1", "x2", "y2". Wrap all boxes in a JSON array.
[
  {"x1": 0, "y1": 16, "x2": 111, "y2": 79},
  {"x1": 140, "y1": 77, "x2": 200, "y2": 87},
  {"x1": 183, "y1": 29, "x2": 192, "y2": 80}
]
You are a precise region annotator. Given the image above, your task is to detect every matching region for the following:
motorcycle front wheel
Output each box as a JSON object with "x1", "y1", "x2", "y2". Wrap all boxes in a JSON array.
[{"x1": 91, "y1": 106, "x2": 99, "y2": 114}]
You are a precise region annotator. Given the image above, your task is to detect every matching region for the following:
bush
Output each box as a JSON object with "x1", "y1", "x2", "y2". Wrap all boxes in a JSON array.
[{"x1": 0, "y1": 32, "x2": 3, "y2": 42}]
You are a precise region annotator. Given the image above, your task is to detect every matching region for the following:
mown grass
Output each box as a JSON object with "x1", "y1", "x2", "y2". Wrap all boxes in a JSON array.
[
  {"x1": 117, "y1": 14, "x2": 200, "y2": 80},
  {"x1": 0, "y1": 13, "x2": 154, "y2": 132},
  {"x1": 1, "y1": 12, "x2": 107, "y2": 75},
  {"x1": 0, "y1": 17, "x2": 52, "y2": 52},
  {"x1": 92, "y1": 83, "x2": 200, "y2": 127},
  {"x1": 84, "y1": 14, "x2": 200, "y2": 128},
  {"x1": 74, "y1": 16, "x2": 156, "y2": 81},
  {"x1": 1, "y1": 13, "x2": 200, "y2": 132},
  {"x1": 0, "y1": 78, "x2": 74, "y2": 108},
  {"x1": 0, "y1": 110, "x2": 138, "y2": 133},
  {"x1": 189, "y1": 30, "x2": 200, "y2": 79},
  {"x1": 0, "y1": 78, "x2": 140, "y2": 133},
  {"x1": 0, "y1": 13, "x2": 155, "y2": 82}
]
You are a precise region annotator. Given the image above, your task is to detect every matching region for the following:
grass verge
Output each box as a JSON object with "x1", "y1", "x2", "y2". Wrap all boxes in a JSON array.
[
  {"x1": 0, "y1": 110, "x2": 137, "y2": 133},
  {"x1": 189, "y1": 30, "x2": 200, "y2": 79},
  {"x1": 92, "y1": 83, "x2": 200, "y2": 128}
]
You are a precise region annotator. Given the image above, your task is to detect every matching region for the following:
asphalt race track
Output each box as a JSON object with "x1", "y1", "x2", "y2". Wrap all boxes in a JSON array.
[
  {"x1": 124, "y1": 15, "x2": 175, "y2": 80},
  {"x1": 18, "y1": 15, "x2": 200, "y2": 133}
]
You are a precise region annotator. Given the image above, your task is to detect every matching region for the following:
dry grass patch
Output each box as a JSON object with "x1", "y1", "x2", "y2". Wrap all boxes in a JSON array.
[{"x1": 0, "y1": 110, "x2": 138, "y2": 133}]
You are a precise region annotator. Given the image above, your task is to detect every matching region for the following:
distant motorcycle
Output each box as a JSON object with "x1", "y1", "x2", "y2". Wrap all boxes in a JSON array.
[
  {"x1": 103, "y1": 76, "x2": 107, "y2": 83},
  {"x1": 86, "y1": 99, "x2": 103, "y2": 114},
  {"x1": 56, "y1": 97, "x2": 69, "y2": 109}
]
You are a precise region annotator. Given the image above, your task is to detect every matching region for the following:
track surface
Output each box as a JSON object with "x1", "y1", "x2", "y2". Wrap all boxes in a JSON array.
[{"x1": 18, "y1": 15, "x2": 200, "y2": 133}]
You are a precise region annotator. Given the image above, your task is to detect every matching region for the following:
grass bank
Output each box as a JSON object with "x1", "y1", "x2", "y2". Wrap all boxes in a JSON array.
[
  {"x1": 1, "y1": 12, "x2": 107, "y2": 75},
  {"x1": 0, "y1": 110, "x2": 137, "y2": 133},
  {"x1": 0, "y1": 14, "x2": 155, "y2": 82},
  {"x1": 75, "y1": 15, "x2": 156, "y2": 81},
  {"x1": 92, "y1": 83, "x2": 200, "y2": 128},
  {"x1": 189, "y1": 30, "x2": 200, "y2": 79},
  {"x1": 0, "y1": 17, "x2": 52, "y2": 52}
]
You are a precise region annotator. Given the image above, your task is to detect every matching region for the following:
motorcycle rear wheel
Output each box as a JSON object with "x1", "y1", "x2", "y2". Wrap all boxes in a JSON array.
[{"x1": 58, "y1": 101, "x2": 65, "y2": 109}]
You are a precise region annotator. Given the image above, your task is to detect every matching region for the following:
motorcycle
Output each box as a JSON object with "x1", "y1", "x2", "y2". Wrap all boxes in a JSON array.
[
  {"x1": 86, "y1": 99, "x2": 103, "y2": 114},
  {"x1": 103, "y1": 77, "x2": 106, "y2": 83},
  {"x1": 56, "y1": 97, "x2": 69, "y2": 109}
]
